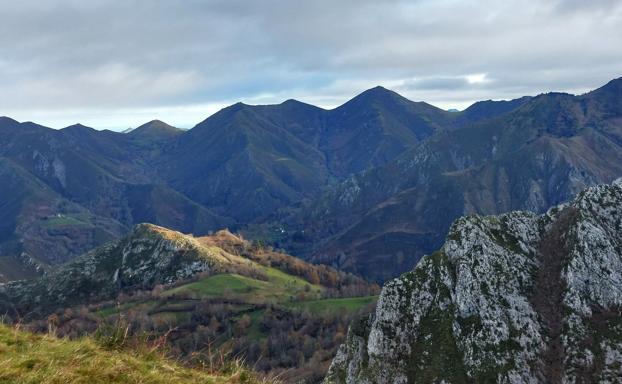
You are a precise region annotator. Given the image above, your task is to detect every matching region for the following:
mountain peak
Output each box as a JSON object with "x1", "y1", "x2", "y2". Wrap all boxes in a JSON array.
[
  {"x1": 280, "y1": 98, "x2": 309, "y2": 107},
  {"x1": 144, "y1": 119, "x2": 167, "y2": 126},
  {"x1": 220, "y1": 101, "x2": 253, "y2": 115},
  {"x1": 276, "y1": 98, "x2": 326, "y2": 114},
  {"x1": 129, "y1": 119, "x2": 183, "y2": 139},
  {"x1": 369, "y1": 85, "x2": 390, "y2": 92},
  {"x1": 337, "y1": 86, "x2": 408, "y2": 110},
  {"x1": 360, "y1": 85, "x2": 396, "y2": 98},
  {"x1": 60, "y1": 124, "x2": 100, "y2": 136},
  {"x1": 281, "y1": 98, "x2": 302, "y2": 104},
  {"x1": 0, "y1": 116, "x2": 19, "y2": 124},
  {"x1": 232, "y1": 101, "x2": 250, "y2": 108},
  {"x1": 0, "y1": 116, "x2": 20, "y2": 129},
  {"x1": 581, "y1": 76, "x2": 622, "y2": 115},
  {"x1": 63, "y1": 123, "x2": 93, "y2": 130},
  {"x1": 133, "y1": 119, "x2": 176, "y2": 130},
  {"x1": 589, "y1": 76, "x2": 622, "y2": 95},
  {"x1": 601, "y1": 76, "x2": 622, "y2": 88},
  {"x1": 336, "y1": 85, "x2": 448, "y2": 116}
]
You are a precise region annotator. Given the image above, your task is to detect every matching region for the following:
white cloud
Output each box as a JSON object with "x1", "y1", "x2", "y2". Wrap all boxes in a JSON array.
[
  {"x1": 465, "y1": 74, "x2": 489, "y2": 85},
  {"x1": 8, "y1": 103, "x2": 231, "y2": 131}
]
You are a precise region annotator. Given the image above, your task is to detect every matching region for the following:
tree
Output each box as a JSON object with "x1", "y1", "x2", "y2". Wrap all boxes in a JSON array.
[{"x1": 307, "y1": 270, "x2": 320, "y2": 285}]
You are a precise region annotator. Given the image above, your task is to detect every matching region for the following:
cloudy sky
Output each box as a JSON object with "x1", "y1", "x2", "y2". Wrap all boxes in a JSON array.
[{"x1": 1, "y1": 0, "x2": 621, "y2": 130}]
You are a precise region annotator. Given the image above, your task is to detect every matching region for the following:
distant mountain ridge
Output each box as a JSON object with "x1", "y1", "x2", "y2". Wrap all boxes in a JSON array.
[
  {"x1": 255, "y1": 77, "x2": 622, "y2": 281},
  {"x1": 128, "y1": 119, "x2": 183, "y2": 137},
  {"x1": 161, "y1": 86, "x2": 533, "y2": 222},
  {"x1": 0, "y1": 78, "x2": 620, "y2": 282},
  {"x1": 0, "y1": 118, "x2": 230, "y2": 280}
]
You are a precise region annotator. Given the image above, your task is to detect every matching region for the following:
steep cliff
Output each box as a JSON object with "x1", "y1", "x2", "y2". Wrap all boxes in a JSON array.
[{"x1": 325, "y1": 179, "x2": 622, "y2": 383}]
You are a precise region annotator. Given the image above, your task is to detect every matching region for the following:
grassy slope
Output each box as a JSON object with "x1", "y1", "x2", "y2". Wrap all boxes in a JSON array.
[
  {"x1": 287, "y1": 296, "x2": 378, "y2": 316},
  {"x1": 26, "y1": 227, "x2": 375, "y2": 326},
  {"x1": 163, "y1": 264, "x2": 323, "y2": 303},
  {"x1": 106, "y1": 272, "x2": 375, "y2": 348},
  {"x1": 0, "y1": 324, "x2": 266, "y2": 384},
  {"x1": 164, "y1": 274, "x2": 269, "y2": 298},
  {"x1": 95, "y1": 256, "x2": 374, "y2": 354}
]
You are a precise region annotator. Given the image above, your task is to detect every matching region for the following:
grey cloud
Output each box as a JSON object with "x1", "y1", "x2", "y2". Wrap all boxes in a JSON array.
[
  {"x1": 0, "y1": 0, "x2": 620, "y2": 128},
  {"x1": 553, "y1": 0, "x2": 622, "y2": 13}
]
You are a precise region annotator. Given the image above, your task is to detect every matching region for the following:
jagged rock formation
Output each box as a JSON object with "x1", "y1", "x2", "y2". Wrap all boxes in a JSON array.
[
  {"x1": 0, "y1": 224, "x2": 252, "y2": 318},
  {"x1": 325, "y1": 180, "x2": 622, "y2": 383}
]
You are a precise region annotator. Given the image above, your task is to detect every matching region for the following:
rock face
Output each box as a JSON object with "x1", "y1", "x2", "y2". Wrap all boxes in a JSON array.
[
  {"x1": 325, "y1": 180, "x2": 622, "y2": 383},
  {"x1": 0, "y1": 224, "x2": 234, "y2": 318}
]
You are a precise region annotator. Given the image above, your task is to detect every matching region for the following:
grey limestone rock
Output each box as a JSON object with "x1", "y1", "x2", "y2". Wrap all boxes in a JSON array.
[{"x1": 326, "y1": 179, "x2": 622, "y2": 383}]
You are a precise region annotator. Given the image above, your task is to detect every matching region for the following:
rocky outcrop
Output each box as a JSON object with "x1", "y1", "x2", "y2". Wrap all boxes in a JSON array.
[
  {"x1": 0, "y1": 224, "x2": 233, "y2": 318},
  {"x1": 325, "y1": 179, "x2": 622, "y2": 383}
]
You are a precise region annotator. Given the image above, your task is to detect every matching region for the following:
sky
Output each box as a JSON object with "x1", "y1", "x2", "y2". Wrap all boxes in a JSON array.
[{"x1": 1, "y1": 0, "x2": 621, "y2": 131}]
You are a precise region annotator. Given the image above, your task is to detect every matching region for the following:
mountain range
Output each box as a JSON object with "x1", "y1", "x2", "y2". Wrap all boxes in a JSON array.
[
  {"x1": 258, "y1": 78, "x2": 622, "y2": 280},
  {"x1": 0, "y1": 78, "x2": 621, "y2": 282}
]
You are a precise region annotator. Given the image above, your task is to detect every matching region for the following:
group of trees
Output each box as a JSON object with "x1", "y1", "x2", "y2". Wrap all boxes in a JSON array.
[
  {"x1": 231, "y1": 308, "x2": 355, "y2": 382},
  {"x1": 26, "y1": 296, "x2": 374, "y2": 383},
  {"x1": 201, "y1": 230, "x2": 379, "y2": 294}
]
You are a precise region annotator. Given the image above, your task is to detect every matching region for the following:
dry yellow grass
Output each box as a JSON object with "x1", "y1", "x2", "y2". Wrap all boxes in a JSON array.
[{"x1": 0, "y1": 324, "x2": 267, "y2": 384}]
